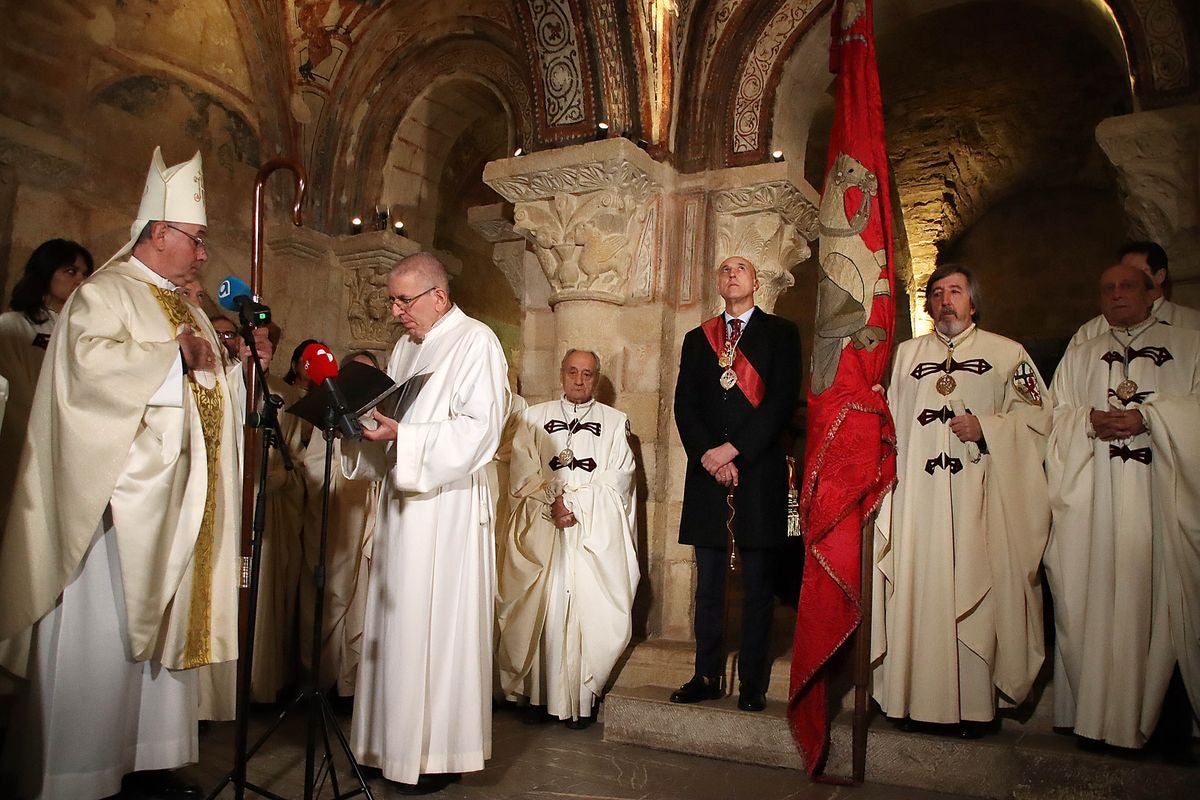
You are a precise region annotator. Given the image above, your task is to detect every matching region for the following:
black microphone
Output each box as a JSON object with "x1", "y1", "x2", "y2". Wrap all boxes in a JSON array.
[
  {"x1": 302, "y1": 344, "x2": 363, "y2": 440},
  {"x1": 218, "y1": 275, "x2": 272, "y2": 326}
]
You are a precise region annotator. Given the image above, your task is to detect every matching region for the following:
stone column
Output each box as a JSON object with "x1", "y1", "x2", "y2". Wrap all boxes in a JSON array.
[{"x1": 1097, "y1": 105, "x2": 1200, "y2": 306}]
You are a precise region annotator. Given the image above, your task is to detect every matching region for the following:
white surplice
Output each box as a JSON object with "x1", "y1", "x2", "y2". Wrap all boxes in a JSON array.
[
  {"x1": 872, "y1": 327, "x2": 1052, "y2": 723},
  {"x1": 0, "y1": 309, "x2": 56, "y2": 530},
  {"x1": 340, "y1": 305, "x2": 506, "y2": 784},
  {"x1": 1045, "y1": 321, "x2": 1200, "y2": 747},
  {"x1": 495, "y1": 399, "x2": 639, "y2": 721}
]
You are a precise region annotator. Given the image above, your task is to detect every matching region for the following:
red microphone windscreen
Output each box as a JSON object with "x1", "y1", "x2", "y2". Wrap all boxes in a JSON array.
[{"x1": 301, "y1": 343, "x2": 338, "y2": 384}]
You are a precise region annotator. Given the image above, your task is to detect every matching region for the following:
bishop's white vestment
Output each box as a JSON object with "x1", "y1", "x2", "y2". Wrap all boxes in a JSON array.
[
  {"x1": 1045, "y1": 320, "x2": 1200, "y2": 748},
  {"x1": 1067, "y1": 296, "x2": 1200, "y2": 351},
  {"x1": 496, "y1": 398, "x2": 639, "y2": 721},
  {"x1": 340, "y1": 305, "x2": 506, "y2": 784},
  {"x1": 0, "y1": 258, "x2": 244, "y2": 800},
  {"x1": 872, "y1": 326, "x2": 1052, "y2": 723}
]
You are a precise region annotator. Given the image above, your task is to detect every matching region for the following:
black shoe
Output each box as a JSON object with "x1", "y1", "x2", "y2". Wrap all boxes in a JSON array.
[
  {"x1": 670, "y1": 675, "x2": 722, "y2": 704},
  {"x1": 565, "y1": 714, "x2": 595, "y2": 730},
  {"x1": 957, "y1": 721, "x2": 986, "y2": 739},
  {"x1": 737, "y1": 688, "x2": 766, "y2": 712},
  {"x1": 520, "y1": 704, "x2": 551, "y2": 725},
  {"x1": 388, "y1": 772, "x2": 457, "y2": 795},
  {"x1": 121, "y1": 769, "x2": 202, "y2": 800}
]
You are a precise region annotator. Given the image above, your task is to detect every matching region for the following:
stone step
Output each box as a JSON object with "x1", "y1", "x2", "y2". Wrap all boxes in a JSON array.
[{"x1": 602, "y1": 685, "x2": 1196, "y2": 800}]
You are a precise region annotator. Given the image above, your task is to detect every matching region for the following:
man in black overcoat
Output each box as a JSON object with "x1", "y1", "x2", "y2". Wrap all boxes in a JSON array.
[{"x1": 670, "y1": 255, "x2": 801, "y2": 711}]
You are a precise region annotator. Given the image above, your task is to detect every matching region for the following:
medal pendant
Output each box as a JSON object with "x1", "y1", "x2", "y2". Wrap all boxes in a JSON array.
[
  {"x1": 718, "y1": 350, "x2": 733, "y2": 369},
  {"x1": 1115, "y1": 379, "x2": 1139, "y2": 403},
  {"x1": 936, "y1": 373, "x2": 957, "y2": 396},
  {"x1": 557, "y1": 447, "x2": 574, "y2": 465},
  {"x1": 720, "y1": 369, "x2": 738, "y2": 390}
]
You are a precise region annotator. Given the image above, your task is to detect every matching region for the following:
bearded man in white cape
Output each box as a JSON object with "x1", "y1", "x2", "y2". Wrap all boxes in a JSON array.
[
  {"x1": 496, "y1": 349, "x2": 639, "y2": 729},
  {"x1": 872, "y1": 264, "x2": 1052, "y2": 736},
  {"x1": 340, "y1": 252, "x2": 506, "y2": 794},
  {"x1": 1045, "y1": 262, "x2": 1200, "y2": 752},
  {"x1": 0, "y1": 148, "x2": 273, "y2": 800}
]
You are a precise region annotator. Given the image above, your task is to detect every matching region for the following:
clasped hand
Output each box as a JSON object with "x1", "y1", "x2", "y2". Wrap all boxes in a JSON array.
[
  {"x1": 550, "y1": 494, "x2": 577, "y2": 529},
  {"x1": 1090, "y1": 408, "x2": 1147, "y2": 441},
  {"x1": 702, "y1": 442, "x2": 740, "y2": 488}
]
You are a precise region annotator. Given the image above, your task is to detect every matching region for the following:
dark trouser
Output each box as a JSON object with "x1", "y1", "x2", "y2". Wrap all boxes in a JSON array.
[{"x1": 693, "y1": 545, "x2": 775, "y2": 692}]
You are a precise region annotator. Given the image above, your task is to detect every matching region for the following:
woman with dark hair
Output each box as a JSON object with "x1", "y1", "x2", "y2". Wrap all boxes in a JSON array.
[
  {"x1": 283, "y1": 337, "x2": 323, "y2": 391},
  {"x1": 0, "y1": 238, "x2": 94, "y2": 522}
]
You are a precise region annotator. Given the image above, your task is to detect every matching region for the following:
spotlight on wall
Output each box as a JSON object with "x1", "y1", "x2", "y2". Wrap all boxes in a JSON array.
[
  {"x1": 770, "y1": 150, "x2": 785, "y2": 163},
  {"x1": 350, "y1": 216, "x2": 363, "y2": 234},
  {"x1": 513, "y1": 146, "x2": 525, "y2": 157},
  {"x1": 393, "y1": 220, "x2": 406, "y2": 236},
  {"x1": 595, "y1": 121, "x2": 610, "y2": 141}
]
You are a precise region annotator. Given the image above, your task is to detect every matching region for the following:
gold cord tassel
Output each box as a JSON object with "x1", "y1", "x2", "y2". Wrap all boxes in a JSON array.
[{"x1": 786, "y1": 455, "x2": 802, "y2": 539}]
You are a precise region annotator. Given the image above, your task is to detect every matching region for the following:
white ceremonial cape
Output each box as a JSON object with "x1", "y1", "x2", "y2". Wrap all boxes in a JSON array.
[
  {"x1": 1067, "y1": 296, "x2": 1200, "y2": 350},
  {"x1": 0, "y1": 310, "x2": 56, "y2": 531},
  {"x1": 1045, "y1": 322, "x2": 1200, "y2": 748},
  {"x1": 0, "y1": 259, "x2": 245, "y2": 800},
  {"x1": 300, "y1": 433, "x2": 378, "y2": 696},
  {"x1": 340, "y1": 305, "x2": 506, "y2": 784},
  {"x1": 495, "y1": 399, "x2": 639, "y2": 721},
  {"x1": 872, "y1": 327, "x2": 1052, "y2": 723}
]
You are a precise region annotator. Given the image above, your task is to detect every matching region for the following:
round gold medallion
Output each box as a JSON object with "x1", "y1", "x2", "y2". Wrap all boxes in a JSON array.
[
  {"x1": 1115, "y1": 379, "x2": 1139, "y2": 403},
  {"x1": 936, "y1": 373, "x2": 957, "y2": 396},
  {"x1": 557, "y1": 448, "x2": 574, "y2": 464},
  {"x1": 720, "y1": 369, "x2": 738, "y2": 390}
]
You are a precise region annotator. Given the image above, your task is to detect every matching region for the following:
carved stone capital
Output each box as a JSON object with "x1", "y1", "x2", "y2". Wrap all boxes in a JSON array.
[
  {"x1": 468, "y1": 203, "x2": 526, "y2": 302},
  {"x1": 709, "y1": 179, "x2": 818, "y2": 314},
  {"x1": 333, "y1": 231, "x2": 422, "y2": 347}
]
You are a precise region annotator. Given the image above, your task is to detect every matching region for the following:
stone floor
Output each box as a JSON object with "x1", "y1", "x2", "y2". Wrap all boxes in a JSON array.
[{"x1": 170, "y1": 702, "x2": 978, "y2": 800}]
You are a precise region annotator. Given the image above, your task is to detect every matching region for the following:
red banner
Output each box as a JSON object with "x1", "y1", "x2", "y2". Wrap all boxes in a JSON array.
[{"x1": 787, "y1": 0, "x2": 897, "y2": 775}]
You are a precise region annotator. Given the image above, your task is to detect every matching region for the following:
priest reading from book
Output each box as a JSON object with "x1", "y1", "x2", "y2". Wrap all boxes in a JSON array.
[
  {"x1": 0, "y1": 147, "x2": 273, "y2": 800},
  {"x1": 1045, "y1": 262, "x2": 1200, "y2": 757},
  {"x1": 495, "y1": 348, "x2": 639, "y2": 729},
  {"x1": 338, "y1": 251, "x2": 507, "y2": 795}
]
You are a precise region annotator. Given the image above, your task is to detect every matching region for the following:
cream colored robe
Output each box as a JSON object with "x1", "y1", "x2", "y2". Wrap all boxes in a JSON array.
[
  {"x1": 1068, "y1": 297, "x2": 1200, "y2": 350},
  {"x1": 299, "y1": 432, "x2": 378, "y2": 696},
  {"x1": 341, "y1": 305, "x2": 507, "y2": 784},
  {"x1": 872, "y1": 327, "x2": 1052, "y2": 723},
  {"x1": 495, "y1": 399, "x2": 639, "y2": 721},
  {"x1": 0, "y1": 259, "x2": 244, "y2": 798},
  {"x1": 0, "y1": 309, "x2": 56, "y2": 533},
  {"x1": 486, "y1": 390, "x2": 527, "y2": 566},
  {"x1": 1045, "y1": 322, "x2": 1200, "y2": 748}
]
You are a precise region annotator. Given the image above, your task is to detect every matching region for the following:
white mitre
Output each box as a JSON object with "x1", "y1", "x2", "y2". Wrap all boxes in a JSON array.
[{"x1": 100, "y1": 147, "x2": 207, "y2": 268}]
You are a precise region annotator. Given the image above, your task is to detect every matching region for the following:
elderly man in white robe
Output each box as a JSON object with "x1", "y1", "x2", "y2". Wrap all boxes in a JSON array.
[
  {"x1": 872, "y1": 264, "x2": 1052, "y2": 737},
  {"x1": 1067, "y1": 241, "x2": 1200, "y2": 349},
  {"x1": 0, "y1": 147, "x2": 272, "y2": 800},
  {"x1": 340, "y1": 252, "x2": 507, "y2": 795},
  {"x1": 496, "y1": 349, "x2": 639, "y2": 729},
  {"x1": 1045, "y1": 262, "x2": 1200, "y2": 754}
]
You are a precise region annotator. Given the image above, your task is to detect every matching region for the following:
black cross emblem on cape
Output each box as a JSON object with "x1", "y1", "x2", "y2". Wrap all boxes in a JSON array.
[
  {"x1": 918, "y1": 406, "x2": 958, "y2": 425},
  {"x1": 911, "y1": 358, "x2": 993, "y2": 380},
  {"x1": 1109, "y1": 444, "x2": 1152, "y2": 464},
  {"x1": 924, "y1": 453, "x2": 963, "y2": 475},
  {"x1": 544, "y1": 419, "x2": 602, "y2": 436},
  {"x1": 550, "y1": 455, "x2": 597, "y2": 472},
  {"x1": 1100, "y1": 346, "x2": 1174, "y2": 367}
]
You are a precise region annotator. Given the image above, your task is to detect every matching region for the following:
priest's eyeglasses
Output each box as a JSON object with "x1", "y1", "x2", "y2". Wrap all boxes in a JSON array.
[
  {"x1": 166, "y1": 224, "x2": 209, "y2": 252},
  {"x1": 388, "y1": 286, "x2": 437, "y2": 309}
]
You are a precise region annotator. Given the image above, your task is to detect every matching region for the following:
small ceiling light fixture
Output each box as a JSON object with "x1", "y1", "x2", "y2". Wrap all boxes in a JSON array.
[
  {"x1": 375, "y1": 205, "x2": 390, "y2": 231},
  {"x1": 770, "y1": 149, "x2": 785, "y2": 163},
  {"x1": 393, "y1": 220, "x2": 406, "y2": 236},
  {"x1": 513, "y1": 146, "x2": 525, "y2": 157},
  {"x1": 350, "y1": 216, "x2": 363, "y2": 234},
  {"x1": 595, "y1": 121, "x2": 610, "y2": 140}
]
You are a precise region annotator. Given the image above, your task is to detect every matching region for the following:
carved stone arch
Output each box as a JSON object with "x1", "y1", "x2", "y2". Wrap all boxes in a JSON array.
[
  {"x1": 310, "y1": 35, "x2": 534, "y2": 230},
  {"x1": 510, "y1": 0, "x2": 601, "y2": 146},
  {"x1": 1104, "y1": 0, "x2": 1198, "y2": 106}
]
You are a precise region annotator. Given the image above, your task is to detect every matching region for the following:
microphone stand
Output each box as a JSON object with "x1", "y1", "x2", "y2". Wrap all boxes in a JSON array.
[{"x1": 207, "y1": 338, "x2": 372, "y2": 800}]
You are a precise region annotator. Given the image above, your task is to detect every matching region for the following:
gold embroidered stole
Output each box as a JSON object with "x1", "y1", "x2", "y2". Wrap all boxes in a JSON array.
[{"x1": 151, "y1": 286, "x2": 224, "y2": 667}]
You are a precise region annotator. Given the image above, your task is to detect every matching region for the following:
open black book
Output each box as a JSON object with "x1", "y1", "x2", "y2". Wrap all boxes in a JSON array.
[{"x1": 285, "y1": 360, "x2": 429, "y2": 430}]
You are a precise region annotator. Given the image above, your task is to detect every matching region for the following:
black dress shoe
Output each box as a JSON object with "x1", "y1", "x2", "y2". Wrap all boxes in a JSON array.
[
  {"x1": 388, "y1": 772, "x2": 457, "y2": 795},
  {"x1": 564, "y1": 714, "x2": 594, "y2": 730},
  {"x1": 121, "y1": 769, "x2": 202, "y2": 799},
  {"x1": 520, "y1": 704, "x2": 552, "y2": 725},
  {"x1": 670, "y1": 675, "x2": 722, "y2": 704},
  {"x1": 737, "y1": 688, "x2": 766, "y2": 712}
]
